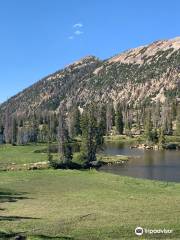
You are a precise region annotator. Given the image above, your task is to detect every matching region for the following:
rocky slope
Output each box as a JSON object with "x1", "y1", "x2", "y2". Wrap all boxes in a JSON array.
[{"x1": 0, "y1": 37, "x2": 180, "y2": 116}]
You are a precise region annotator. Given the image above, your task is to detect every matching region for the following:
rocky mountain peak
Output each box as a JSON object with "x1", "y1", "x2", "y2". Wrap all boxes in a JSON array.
[
  {"x1": 108, "y1": 36, "x2": 180, "y2": 65},
  {"x1": 66, "y1": 55, "x2": 100, "y2": 68},
  {"x1": 0, "y1": 36, "x2": 179, "y2": 116}
]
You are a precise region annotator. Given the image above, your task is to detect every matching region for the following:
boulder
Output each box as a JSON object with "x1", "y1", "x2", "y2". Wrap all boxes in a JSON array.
[
  {"x1": 15, "y1": 235, "x2": 26, "y2": 240},
  {"x1": 164, "y1": 143, "x2": 178, "y2": 150}
]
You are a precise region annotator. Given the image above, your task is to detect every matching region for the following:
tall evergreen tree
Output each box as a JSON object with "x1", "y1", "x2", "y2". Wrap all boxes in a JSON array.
[
  {"x1": 115, "y1": 103, "x2": 124, "y2": 134},
  {"x1": 80, "y1": 110, "x2": 89, "y2": 138},
  {"x1": 106, "y1": 103, "x2": 113, "y2": 134},
  {"x1": 136, "y1": 109, "x2": 141, "y2": 131},
  {"x1": 96, "y1": 120, "x2": 105, "y2": 146},
  {"x1": 152, "y1": 101, "x2": 161, "y2": 129},
  {"x1": 4, "y1": 104, "x2": 12, "y2": 143},
  {"x1": 176, "y1": 105, "x2": 180, "y2": 136},
  {"x1": 47, "y1": 129, "x2": 53, "y2": 162},
  {"x1": 161, "y1": 101, "x2": 173, "y2": 135},
  {"x1": 111, "y1": 105, "x2": 116, "y2": 126},
  {"x1": 86, "y1": 106, "x2": 98, "y2": 163},
  {"x1": 144, "y1": 110, "x2": 153, "y2": 142},
  {"x1": 32, "y1": 112, "x2": 38, "y2": 143},
  {"x1": 49, "y1": 112, "x2": 58, "y2": 141},
  {"x1": 158, "y1": 127, "x2": 165, "y2": 149},
  {"x1": 124, "y1": 109, "x2": 132, "y2": 136},
  {"x1": 11, "y1": 117, "x2": 18, "y2": 145},
  {"x1": 95, "y1": 104, "x2": 107, "y2": 145},
  {"x1": 99, "y1": 104, "x2": 107, "y2": 134},
  {"x1": 73, "y1": 106, "x2": 81, "y2": 136},
  {"x1": 58, "y1": 104, "x2": 73, "y2": 164},
  {"x1": 0, "y1": 124, "x2": 4, "y2": 144},
  {"x1": 81, "y1": 104, "x2": 100, "y2": 163}
]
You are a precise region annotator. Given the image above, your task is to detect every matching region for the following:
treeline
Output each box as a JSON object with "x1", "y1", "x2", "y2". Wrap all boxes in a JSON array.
[{"x1": 0, "y1": 99, "x2": 180, "y2": 147}]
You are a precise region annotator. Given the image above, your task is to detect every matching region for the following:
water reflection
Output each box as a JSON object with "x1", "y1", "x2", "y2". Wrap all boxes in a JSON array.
[{"x1": 100, "y1": 142, "x2": 180, "y2": 182}]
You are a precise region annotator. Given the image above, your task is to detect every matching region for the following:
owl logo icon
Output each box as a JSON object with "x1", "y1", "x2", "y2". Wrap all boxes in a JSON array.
[{"x1": 135, "y1": 227, "x2": 143, "y2": 236}]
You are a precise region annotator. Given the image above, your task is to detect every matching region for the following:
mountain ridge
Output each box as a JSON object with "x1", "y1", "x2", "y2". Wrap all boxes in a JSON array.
[{"x1": 0, "y1": 36, "x2": 180, "y2": 116}]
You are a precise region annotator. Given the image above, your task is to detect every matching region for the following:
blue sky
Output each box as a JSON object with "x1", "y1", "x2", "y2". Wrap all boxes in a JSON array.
[{"x1": 0, "y1": 0, "x2": 179, "y2": 103}]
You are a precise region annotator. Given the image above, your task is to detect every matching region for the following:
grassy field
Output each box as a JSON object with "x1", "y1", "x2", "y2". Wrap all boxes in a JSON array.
[
  {"x1": 0, "y1": 141, "x2": 180, "y2": 239},
  {"x1": 0, "y1": 144, "x2": 47, "y2": 165},
  {"x1": 104, "y1": 134, "x2": 142, "y2": 143},
  {"x1": 0, "y1": 170, "x2": 180, "y2": 239}
]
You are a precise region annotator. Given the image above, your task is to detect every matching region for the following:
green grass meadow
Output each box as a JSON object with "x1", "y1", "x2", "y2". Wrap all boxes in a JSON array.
[
  {"x1": 0, "y1": 169, "x2": 180, "y2": 239},
  {"x1": 0, "y1": 144, "x2": 180, "y2": 239},
  {"x1": 0, "y1": 144, "x2": 47, "y2": 165}
]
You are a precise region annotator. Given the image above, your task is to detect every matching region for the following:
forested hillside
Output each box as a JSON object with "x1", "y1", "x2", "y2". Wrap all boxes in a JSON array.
[{"x1": 0, "y1": 37, "x2": 180, "y2": 147}]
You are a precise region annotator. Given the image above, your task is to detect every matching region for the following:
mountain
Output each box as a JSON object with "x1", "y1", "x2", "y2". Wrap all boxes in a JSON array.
[{"x1": 0, "y1": 37, "x2": 180, "y2": 117}]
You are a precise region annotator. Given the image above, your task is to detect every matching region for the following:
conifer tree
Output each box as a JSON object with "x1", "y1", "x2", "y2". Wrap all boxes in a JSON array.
[
  {"x1": 96, "y1": 120, "x2": 105, "y2": 146},
  {"x1": 124, "y1": 110, "x2": 132, "y2": 136},
  {"x1": 32, "y1": 112, "x2": 38, "y2": 143},
  {"x1": 11, "y1": 117, "x2": 17, "y2": 145},
  {"x1": 73, "y1": 106, "x2": 81, "y2": 136},
  {"x1": 58, "y1": 104, "x2": 73, "y2": 165},
  {"x1": 161, "y1": 101, "x2": 173, "y2": 135},
  {"x1": 152, "y1": 101, "x2": 161, "y2": 129},
  {"x1": 176, "y1": 105, "x2": 180, "y2": 136},
  {"x1": 81, "y1": 104, "x2": 99, "y2": 163},
  {"x1": 0, "y1": 124, "x2": 4, "y2": 144},
  {"x1": 80, "y1": 110, "x2": 89, "y2": 138},
  {"x1": 99, "y1": 104, "x2": 107, "y2": 134},
  {"x1": 47, "y1": 130, "x2": 53, "y2": 162},
  {"x1": 158, "y1": 127, "x2": 165, "y2": 149},
  {"x1": 85, "y1": 106, "x2": 98, "y2": 163},
  {"x1": 95, "y1": 104, "x2": 107, "y2": 145},
  {"x1": 111, "y1": 105, "x2": 116, "y2": 126},
  {"x1": 4, "y1": 104, "x2": 12, "y2": 143},
  {"x1": 144, "y1": 110, "x2": 153, "y2": 142},
  {"x1": 106, "y1": 103, "x2": 113, "y2": 134},
  {"x1": 49, "y1": 112, "x2": 58, "y2": 141},
  {"x1": 115, "y1": 104, "x2": 124, "y2": 134}
]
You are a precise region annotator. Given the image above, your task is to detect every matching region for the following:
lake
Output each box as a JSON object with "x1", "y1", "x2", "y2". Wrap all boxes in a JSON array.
[{"x1": 100, "y1": 141, "x2": 180, "y2": 182}]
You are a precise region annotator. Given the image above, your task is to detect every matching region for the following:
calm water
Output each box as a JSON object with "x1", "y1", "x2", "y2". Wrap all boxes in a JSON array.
[{"x1": 100, "y1": 142, "x2": 180, "y2": 182}]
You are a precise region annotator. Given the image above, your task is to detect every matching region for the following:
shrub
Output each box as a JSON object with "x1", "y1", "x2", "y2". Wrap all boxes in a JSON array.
[{"x1": 73, "y1": 151, "x2": 87, "y2": 166}]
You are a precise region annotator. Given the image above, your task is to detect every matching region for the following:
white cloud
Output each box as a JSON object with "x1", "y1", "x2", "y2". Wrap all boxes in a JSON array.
[
  {"x1": 74, "y1": 30, "x2": 83, "y2": 35},
  {"x1": 68, "y1": 23, "x2": 84, "y2": 40},
  {"x1": 68, "y1": 36, "x2": 74, "y2": 40},
  {"x1": 73, "y1": 23, "x2": 83, "y2": 28}
]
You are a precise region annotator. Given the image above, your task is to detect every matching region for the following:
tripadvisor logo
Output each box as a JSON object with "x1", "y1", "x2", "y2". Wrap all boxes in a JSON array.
[
  {"x1": 135, "y1": 226, "x2": 173, "y2": 236},
  {"x1": 135, "y1": 227, "x2": 143, "y2": 236}
]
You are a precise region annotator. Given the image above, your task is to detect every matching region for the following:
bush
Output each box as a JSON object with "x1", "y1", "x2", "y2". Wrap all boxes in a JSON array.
[
  {"x1": 73, "y1": 151, "x2": 87, "y2": 166},
  {"x1": 49, "y1": 158, "x2": 82, "y2": 169}
]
